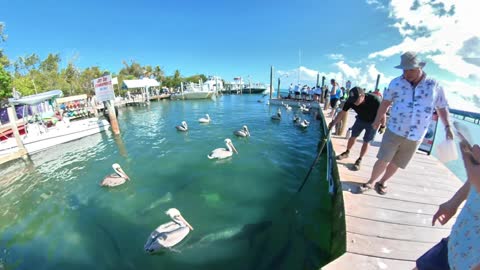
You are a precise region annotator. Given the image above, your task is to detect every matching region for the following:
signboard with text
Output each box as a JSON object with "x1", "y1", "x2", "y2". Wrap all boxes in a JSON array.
[{"x1": 93, "y1": 75, "x2": 115, "y2": 102}]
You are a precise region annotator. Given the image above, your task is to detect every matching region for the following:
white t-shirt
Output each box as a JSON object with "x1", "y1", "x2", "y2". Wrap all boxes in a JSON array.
[{"x1": 384, "y1": 74, "x2": 448, "y2": 141}]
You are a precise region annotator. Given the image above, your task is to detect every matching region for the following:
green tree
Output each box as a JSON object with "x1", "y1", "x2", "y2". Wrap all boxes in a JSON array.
[
  {"x1": 0, "y1": 22, "x2": 9, "y2": 68},
  {"x1": 11, "y1": 76, "x2": 35, "y2": 96},
  {"x1": 119, "y1": 60, "x2": 144, "y2": 78},
  {"x1": 14, "y1": 53, "x2": 40, "y2": 76},
  {"x1": 0, "y1": 65, "x2": 12, "y2": 99}
]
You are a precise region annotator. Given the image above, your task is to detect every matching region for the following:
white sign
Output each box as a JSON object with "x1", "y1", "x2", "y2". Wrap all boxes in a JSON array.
[{"x1": 93, "y1": 75, "x2": 115, "y2": 102}]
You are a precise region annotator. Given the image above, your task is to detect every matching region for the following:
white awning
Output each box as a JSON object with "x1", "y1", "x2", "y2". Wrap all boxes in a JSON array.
[
  {"x1": 8, "y1": 90, "x2": 64, "y2": 105},
  {"x1": 122, "y1": 78, "x2": 160, "y2": 89}
]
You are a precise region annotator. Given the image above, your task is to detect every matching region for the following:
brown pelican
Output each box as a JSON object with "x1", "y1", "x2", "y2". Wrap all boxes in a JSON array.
[
  {"x1": 208, "y1": 138, "x2": 238, "y2": 159},
  {"x1": 234, "y1": 125, "x2": 250, "y2": 137},
  {"x1": 299, "y1": 119, "x2": 310, "y2": 128},
  {"x1": 100, "y1": 163, "x2": 130, "y2": 187},
  {"x1": 271, "y1": 108, "x2": 281, "y2": 120},
  {"x1": 293, "y1": 115, "x2": 301, "y2": 124},
  {"x1": 144, "y1": 208, "x2": 193, "y2": 253},
  {"x1": 176, "y1": 121, "x2": 188, "y2": 131},
  {"x1": 198, "y1": 114, "x2": 210, "y2": 123}
]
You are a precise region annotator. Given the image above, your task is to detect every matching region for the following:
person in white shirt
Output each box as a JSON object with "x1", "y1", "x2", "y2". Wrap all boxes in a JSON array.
[{"x1": 361, "y1": 51, "x2": 454, "y2": 195}]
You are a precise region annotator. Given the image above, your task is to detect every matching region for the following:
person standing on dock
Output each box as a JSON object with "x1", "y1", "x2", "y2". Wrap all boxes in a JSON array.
[
  {"x1": 328, "y1": 87, "x2": 384, "y2": 171},
  {"x1": 362, "y1": 51, "x2": 454, "y2": 195}
]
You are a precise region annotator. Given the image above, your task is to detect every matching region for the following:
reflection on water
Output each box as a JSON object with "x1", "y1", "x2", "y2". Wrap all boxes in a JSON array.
[{"x1": 0, "y1": 95, "x2": 332, "y2": 270}]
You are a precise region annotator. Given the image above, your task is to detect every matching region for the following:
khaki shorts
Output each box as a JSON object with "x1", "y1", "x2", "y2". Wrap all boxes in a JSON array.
[{"x1": 377, "y1": 129, "x2": 421, "y2": 169}]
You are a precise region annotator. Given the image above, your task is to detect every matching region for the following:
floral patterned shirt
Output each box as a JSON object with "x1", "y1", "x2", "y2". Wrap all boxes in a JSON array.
[
  {"x1": 384, "y1": 74, "x2": 448, "y2": 141},
  {"x1": 448, "y1": 186, "x2": 480, "y2": 269}
]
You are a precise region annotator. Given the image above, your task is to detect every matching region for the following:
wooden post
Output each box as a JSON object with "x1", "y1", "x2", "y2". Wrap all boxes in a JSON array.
[
  {"x1": 269, "y1": 66, "x2": 273, "y2": 100},
  {"x1": 320, "y1": 76, "x2": 326, "y2": 104},
  {"x1": 277, "y1": 78, "x2": 281, "y2": 99},
  {"x1": 316, "y1": 73, "x2": 320, "y2": 87},
  {"x1": 7, "y1": 106, "x2": 27, "y2": 155},
  {"x1": 374, "y1": 74, "x2": 381, "y2": 91},
  {"x1": 106, "y1": 100, "x2": 120, "y2": 135}
]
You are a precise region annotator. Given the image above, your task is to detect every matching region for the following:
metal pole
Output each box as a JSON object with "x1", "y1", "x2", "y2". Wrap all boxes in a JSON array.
[
  {"x1": 277, "y1": 77, "x2": 281, "y2": 99},
  {"x1": 269, "y1": 66, "x2": 274, "y2": 100},
  {"x1": 374, "y1": 74, "x2": 381, "y2": 91}
]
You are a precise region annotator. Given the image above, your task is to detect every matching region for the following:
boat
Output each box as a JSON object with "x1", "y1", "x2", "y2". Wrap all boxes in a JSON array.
[
  {"x1": 0, "y1": 90, "x2": 110, "y2": 157},
  {"x1": 224, "y1": 77, "x2": 267, "y2": 94},
  {"x1": 170, "y1": 82, "x2": 214, "y2": 100}
]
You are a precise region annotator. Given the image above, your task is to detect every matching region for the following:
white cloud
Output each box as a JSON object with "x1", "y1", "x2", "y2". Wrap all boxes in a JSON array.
[
  {"x1": 326, "y1": 53, "x2": 344, "y2": 60},
  {"x1": 367, "y1": 0, "x2": 480, "y2": 79}
]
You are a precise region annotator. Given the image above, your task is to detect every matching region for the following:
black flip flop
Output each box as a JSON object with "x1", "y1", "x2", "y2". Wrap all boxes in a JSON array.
[{"x1": 374, "y1": 182, "x2": 387, "y2": 195}]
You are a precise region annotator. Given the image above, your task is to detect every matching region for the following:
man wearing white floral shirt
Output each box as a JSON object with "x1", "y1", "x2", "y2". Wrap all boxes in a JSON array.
[{"x1": 361, "y1": 51, "x2": 454, "y2": 195}]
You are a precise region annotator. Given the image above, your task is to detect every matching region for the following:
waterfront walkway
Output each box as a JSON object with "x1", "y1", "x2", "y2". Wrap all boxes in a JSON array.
[{"x1": 322, "y1": 111, "x2": 463, "y2": 270}]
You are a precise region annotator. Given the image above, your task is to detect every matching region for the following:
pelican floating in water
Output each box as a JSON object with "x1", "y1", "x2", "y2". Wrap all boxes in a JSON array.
[
  {"x1": 144, "y1": 208, "x2": 193, "y2": 253},
  {"x1": 176, "y1": 121, "x2": 188, "y2": 131},
  {"x1": 100, "y1": 163, "x2": 130, "y2": 187},
  {"x1": 198, "y1": 114, "x2": 210, "y2": 123},
  {"x1": 208, "y1": 138, "x2": 238, "y2": 159},
  {"x1": 234, "y1": 125, "x2": 250, "y2": 137},
  {"x1": 293, "y1": 115, "x2": 301, "y2": 124},
  {"x1": 299, "y1": 119, "x2": 310, "y2": 128},
  {"x1": 271, "y1": 109, "x2": 281, "y2": 120}
]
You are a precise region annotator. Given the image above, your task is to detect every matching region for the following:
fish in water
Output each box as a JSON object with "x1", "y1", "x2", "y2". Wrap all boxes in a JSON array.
[
  {"x1": 194, "y1": 221, "x2": 272, "y2": 248},
  {"x1": 140, "y1": 192, "x2": 173, "y2": 215}
]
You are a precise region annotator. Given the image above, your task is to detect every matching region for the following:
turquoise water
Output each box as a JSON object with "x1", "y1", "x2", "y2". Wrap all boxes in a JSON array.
[
  {"x1": 432, "y1": 118, "x2": 480, "y2": 182},
  {"x1": 0, "y1": 95, "x2": 332, "y2": 270}
]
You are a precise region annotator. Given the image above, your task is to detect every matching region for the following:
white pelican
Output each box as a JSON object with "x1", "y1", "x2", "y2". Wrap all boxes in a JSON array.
[
  {"x1": 271, "y1": 109, "x2": 281, "y2": 120},
  {"x1": 144, "y1": 208, "x2": 193, "y2": 253},
  {"x1": 176, "y1": 121, "x2": 188, "y2": 131},
  {"x1": 100, "y1": 163, "x2": 130, "y2": 187},
  {"x1": 285, "y1": 104, "x2": 292, "y2": 110},
  {"x1": 299, "y1": 119, "x2": 310, "y2": 128},
  {"x1": 234, "y1": 125, "x2": 250, "y2": 137},
  {"x1": 198, "y1": 114, "x2": 210, "y2": 123},
  {"x1": 208, "y1": 138, "x2": 238, "y2": 159}
]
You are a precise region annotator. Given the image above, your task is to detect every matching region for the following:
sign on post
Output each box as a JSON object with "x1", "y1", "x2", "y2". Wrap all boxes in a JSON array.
[{"x1": 93, "y1": 75, "x2": 115, "y2": 102}]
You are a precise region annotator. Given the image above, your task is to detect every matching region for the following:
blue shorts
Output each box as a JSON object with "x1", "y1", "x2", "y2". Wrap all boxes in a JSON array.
[
  {"x1": 416, "y1": 237, "x2": 450, "y2": 270},
  {"x1": 350, "y1": 118, "x2": 376, "y2": 143}
]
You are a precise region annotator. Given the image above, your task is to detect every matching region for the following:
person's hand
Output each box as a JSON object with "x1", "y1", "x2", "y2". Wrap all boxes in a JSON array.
[
  {"x1": 372, "y1": 120, "x2": 381, "y2": 130},
  {"x1": 446, "y1": 126, "x2": 454, "y2": 140},
  {"x1": 328, "y1": 121, "x2": 335, "y2": 130},
  {"x1": 378, "y1": 125, "x2": 386, "y2": 134},
  {"x1": 432, "y1": 200, "x2": 458, "y2": 226}
]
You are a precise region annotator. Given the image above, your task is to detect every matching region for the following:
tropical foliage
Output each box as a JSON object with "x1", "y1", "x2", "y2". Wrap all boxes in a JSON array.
[{"x1": 0, "y1": 23, "x2": 209, "y2": 102}]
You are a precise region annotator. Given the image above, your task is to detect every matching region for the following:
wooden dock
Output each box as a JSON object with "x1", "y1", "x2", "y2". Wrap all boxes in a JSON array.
[{"x1": 322, "y1": 111, "x2": 463, "y2": 270}]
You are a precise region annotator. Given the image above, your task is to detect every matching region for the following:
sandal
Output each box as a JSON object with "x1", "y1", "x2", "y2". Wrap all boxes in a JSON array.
[
  {"x1": 374, "y1": 182, "x2": 387, "y2": 195},
  {"x1": 359, "y1": 183, "x2": 373, "y2": 192}
]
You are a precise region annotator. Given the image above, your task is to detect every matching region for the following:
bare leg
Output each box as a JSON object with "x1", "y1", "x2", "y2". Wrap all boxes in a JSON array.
[
  {"x1": 359, "y1": 142, "x2": 369, "y2": 159},
  {"x1": 366, "y1": 159, "x2": 388, "y2": 185},
  {"x1": 346, "y1": 136, "x2": 357, "y2": 151},
  {"x1": 377, "y1": 162, "x2": 399, "y2": 186}
]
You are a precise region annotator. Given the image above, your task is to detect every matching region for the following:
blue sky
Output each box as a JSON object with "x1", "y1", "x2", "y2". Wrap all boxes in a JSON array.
[{"x1": 2, "y1": 0, "x2": 479, "y2": 111}]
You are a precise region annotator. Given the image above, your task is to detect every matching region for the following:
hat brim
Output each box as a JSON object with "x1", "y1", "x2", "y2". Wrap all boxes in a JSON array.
[{"x1": 394, "y1": 62, "x2": 426, "y2": 70}]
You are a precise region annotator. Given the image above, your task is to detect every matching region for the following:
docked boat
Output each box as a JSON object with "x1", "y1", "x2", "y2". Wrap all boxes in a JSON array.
[
  {"x1": 170, "y1": 78, "x2": 219, "y2": 100},
  {"x1": 0, "y1": 90, "x2": 110, "y2": 157}
]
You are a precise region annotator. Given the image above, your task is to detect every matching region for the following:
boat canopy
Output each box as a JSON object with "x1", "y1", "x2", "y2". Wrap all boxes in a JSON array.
[
  {"x1": 122, "y1": 78, "x2": 160, "y2": 89},
  {"x1": 8, "y1": 90, "x2": 64, "y2": 105}
]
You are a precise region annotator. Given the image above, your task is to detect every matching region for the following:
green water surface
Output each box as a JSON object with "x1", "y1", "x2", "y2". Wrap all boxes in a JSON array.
[{"x1": 0, "y1": 95, "x2": 333, "y2": 270}]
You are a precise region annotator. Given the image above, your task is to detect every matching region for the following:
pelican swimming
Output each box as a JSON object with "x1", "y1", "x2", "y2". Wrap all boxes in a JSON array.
[
  {"x1": 100, "y1": 163, "x2": 130, "y2": 187},
  {"x1": 198, "y1": 114, "x2": 210, "y2": 123},
  {"x1": 234, "y1": 125, "x2": 250, "y2": 137},
  {"x1": 271, "y1": 109, "x2": 281, "y2": 120},
  {"x1": 299, "y1": 119, "x2": 310, "y2": 128},
  {"x1": 176, "y1": 121, "x2": 188, "y2": 131},
  {"x1": 144, "y1": 208, "x2": 194, "y2": 253},
  {"x1": 293, "y1": 115, "x2": 301, "y2": 124},
  {"x1": 208, "y1": 138, "x2": 238, "y2": 159}
]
